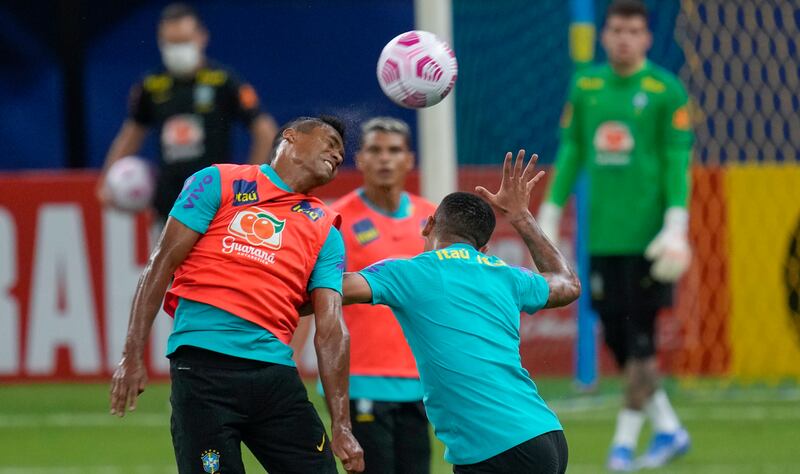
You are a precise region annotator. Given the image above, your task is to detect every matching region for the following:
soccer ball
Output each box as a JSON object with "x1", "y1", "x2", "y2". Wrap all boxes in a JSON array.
[
  {"x1": 104, "y1": 156, "x2": 154, "y2": 213},
  {"x1": 377, "y1": 30, "x2": 458, "y2": 108}
]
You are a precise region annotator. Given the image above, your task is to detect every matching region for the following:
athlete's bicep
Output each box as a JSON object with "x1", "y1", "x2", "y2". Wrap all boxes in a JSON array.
[
  {"x1": 664, "y1": 82, "x2": 693, "y2": 149},
  {"x1": 342, "y1": 272, "x2": 373, "y2": 305},
  {"x1": 154, "y1": 216, "x2": 203, "y2": 271},
  {"x1": 168, "y1": 166, "x2": 222, "y2": 234},
  {"x1": 542, "y1": 272, "x2": 581, "y2": 309},
  {"x1": 308, "y1": 227, "x2": 345, "y2": 294}
]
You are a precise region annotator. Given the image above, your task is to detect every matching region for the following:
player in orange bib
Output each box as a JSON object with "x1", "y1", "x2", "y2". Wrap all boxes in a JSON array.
[
  {"x1": 109, "y1": 116, "x2": 364, "y2": 474},
  {"x1": 333, "y1": 117, "x2": 436, "y2": 473}
]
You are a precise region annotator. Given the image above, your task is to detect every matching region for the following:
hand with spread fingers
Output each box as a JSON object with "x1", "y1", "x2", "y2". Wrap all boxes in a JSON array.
[{"x1": 475, "y1": 149, "x2": 546, "y2": 219}]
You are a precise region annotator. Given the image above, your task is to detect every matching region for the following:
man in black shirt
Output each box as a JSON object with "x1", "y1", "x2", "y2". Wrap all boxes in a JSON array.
[{"x1": 97, "y1": 3, "x2": 277, "y2": 221}]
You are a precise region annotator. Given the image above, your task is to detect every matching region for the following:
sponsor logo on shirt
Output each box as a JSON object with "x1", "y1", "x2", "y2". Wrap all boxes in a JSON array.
[
  {"x1": 593, "y1": 121, "x2": 634, "y2": 166},
  {"x1": 292, "y1": 200, "x2": 325, "y2": 221},
  {"x1": 353, "y1": 218, "x2": 379, "y2": 245},
  {"x1": 180, "y1": 172, "x2": 215, "y2": 209},
  {"x1": 232, "y1": 179, "x2": 259, "y2": 206},
  {"x1": 672, "y1": 104, "x2": 691, "y2": 130},
  {"x1": 223, "y1": 206, "x2": 285, "y2": 264},
  {"x1": 162, "y1": 114, "x2": 205, "y2": 163}
]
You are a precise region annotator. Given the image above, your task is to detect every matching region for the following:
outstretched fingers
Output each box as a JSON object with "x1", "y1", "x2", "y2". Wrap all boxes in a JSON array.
[
  {"x1": 522, "y1": 153, "x2": 539, "y2": 180},
  {"x1": 513, "y1": 149, "x2": 526, "y2": 179},
  {"x1": 502, "y1": 152, "x2": 513, "y2": 181}
]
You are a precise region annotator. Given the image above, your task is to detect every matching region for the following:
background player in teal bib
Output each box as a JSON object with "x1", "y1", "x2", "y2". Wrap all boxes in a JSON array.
[
  {"x1": 537, "y1": 1, "x2": 693, "y2": 470},
  {"x1": 335, "y1": 151, "x2": 581, "y2": 473}
]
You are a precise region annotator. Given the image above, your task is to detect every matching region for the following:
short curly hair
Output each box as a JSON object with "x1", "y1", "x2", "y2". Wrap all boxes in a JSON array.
[{"x1": 434, "y1": 192, "x2": 496, "y2": 248}]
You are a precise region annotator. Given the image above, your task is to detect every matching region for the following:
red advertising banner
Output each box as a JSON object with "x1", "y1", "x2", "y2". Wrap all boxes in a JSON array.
[{"x1": 0, "y1": 169, "x2": 582, "y2": 382}]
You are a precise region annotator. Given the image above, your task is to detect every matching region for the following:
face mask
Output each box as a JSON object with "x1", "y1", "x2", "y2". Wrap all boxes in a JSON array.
[{"x1": 160, "y1": 42, "x2": 201, "y2": 76}]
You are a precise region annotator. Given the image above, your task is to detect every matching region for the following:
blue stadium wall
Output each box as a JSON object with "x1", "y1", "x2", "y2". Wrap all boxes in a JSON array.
[
  {"x1": 0, "y1": 0, "x2": 683, "y2": 170},
  {"x1": 0, "y1": 0, "x2": 415, "y2": 170}
]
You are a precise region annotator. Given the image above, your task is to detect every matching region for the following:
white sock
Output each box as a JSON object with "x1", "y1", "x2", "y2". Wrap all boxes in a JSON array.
[
  {"x1": 612, "y1": 409, "x2": 646, "y2": 449},
  {"x1": 645, "y1": 389, "x2": 681, "y2": 434}
]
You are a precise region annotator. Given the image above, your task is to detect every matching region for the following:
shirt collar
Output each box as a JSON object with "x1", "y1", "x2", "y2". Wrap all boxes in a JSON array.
[
  {"x1": 357, "y1": 188, "x2": 412, "y2": 218},
  {"x1": 260, "y1": 164, "x2": 293, "y2": 193}
]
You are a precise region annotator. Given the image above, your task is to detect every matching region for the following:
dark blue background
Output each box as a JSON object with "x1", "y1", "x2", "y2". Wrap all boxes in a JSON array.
[
  {"x1": 0, "y1": 0, "x2": 686, "y2": 170},
  {"x1": 0, "y1": 0, "x2": 416, "y2": 170}
]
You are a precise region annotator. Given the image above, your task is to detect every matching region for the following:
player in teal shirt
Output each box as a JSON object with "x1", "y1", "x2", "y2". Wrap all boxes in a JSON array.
[
  {"x1": 338, "y1": 151, "x2": 581, "y2": 472},
  {"x1": 167, "y1": 164, "x2": 345, "y2": 367}
]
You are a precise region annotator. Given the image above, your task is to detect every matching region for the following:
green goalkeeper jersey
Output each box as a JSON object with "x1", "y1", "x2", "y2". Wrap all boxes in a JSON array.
[{"x1": 546, "y1": 61, "x2": 693, "y2": 255}]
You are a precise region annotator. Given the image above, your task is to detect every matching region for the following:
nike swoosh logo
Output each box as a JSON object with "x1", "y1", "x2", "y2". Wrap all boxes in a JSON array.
[{"x1": 316, "y1": 434, "x2": 326, "y2": 452}]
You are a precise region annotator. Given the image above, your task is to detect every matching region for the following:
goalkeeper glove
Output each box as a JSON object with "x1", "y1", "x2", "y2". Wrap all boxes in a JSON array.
[
  {"x1": 537, "y1": 202, "x2": 562, "y2": 245},
  {"x1": 645, "y1": 207, "x2": 691, "y2": 283}
]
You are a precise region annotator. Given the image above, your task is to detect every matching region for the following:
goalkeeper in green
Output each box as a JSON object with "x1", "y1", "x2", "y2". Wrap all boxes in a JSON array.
[{"x1": 538, "y1": 1, "x2": 692, "y2": 470}]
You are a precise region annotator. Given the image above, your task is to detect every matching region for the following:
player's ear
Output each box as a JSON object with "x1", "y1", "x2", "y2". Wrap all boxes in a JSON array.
[
  {"x1": 282, "y1": 128, "x2": 297, "y2": 144},
  {"x1": 421, "y1": 216, "x2": 435, "y2": 237}
]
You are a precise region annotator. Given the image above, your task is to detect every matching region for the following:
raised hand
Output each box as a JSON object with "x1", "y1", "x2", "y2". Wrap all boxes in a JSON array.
[{"x1": 475, "y1": 149, "x2": 545, "y2": 218}]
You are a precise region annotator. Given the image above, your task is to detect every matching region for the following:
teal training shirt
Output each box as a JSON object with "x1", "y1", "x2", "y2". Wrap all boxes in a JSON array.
[
  {"x1": 166, "y1": 165, "x2": 345, "y2": 366},
  {"x1": 359, "y1": 244, "x2": 562, "y2": 465}
]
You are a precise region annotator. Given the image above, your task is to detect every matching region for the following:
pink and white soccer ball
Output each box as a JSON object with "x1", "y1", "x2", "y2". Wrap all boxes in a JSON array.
[
  {"x1": 377, "y1": 30, "x2": 458, "y2": 108},
  {"x1": 104, "y1": 156, "x2": 155, "y2": 212}
]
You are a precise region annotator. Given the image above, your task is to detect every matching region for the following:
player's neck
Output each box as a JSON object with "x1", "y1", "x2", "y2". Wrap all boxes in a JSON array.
[
  {"x1": 610, "y1": 58, "x2": 646, "y2": 77},
  {"x1": 361, "y1": 185, "x2": 404, "y2": 214},
  {"x1": 431, "y1": 233, "x2": 474, "y2": 251},
  {"x1": 271, "y1": 163, "x2": 313, "y2": 194}
]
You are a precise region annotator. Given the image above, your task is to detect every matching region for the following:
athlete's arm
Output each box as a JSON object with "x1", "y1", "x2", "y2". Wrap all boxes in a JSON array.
[
  {"x1": 662, "y1": 82, "x2": 693, "y2": 209},
  {"x1": 98, "y1": 82, "x2": 153, "y2": 205},
  {"x1": 644, "y1": 81, "x2": 694, "y2": 282},
  {"x1": 297, "y1": 271, "x2": 371, "y2": 316},
  {"x1": 97, "y1": 120, "x2": 149, "y2": 205},
  {"x1": 109, "y1": 218, "x2": 200, "y2": 417},
  {"x1": 342, "y1": 272, "x2": 373, "y2": 305},
  {"x1": 538, "y1": 78, "x2": 585, "y2": 242},
  {"x1": 312, "y1": 288, "x2": 365, "y2": 473},
  {"x1": 110, "y1": 167, "x2": 220, "y2": 417},
  {"x1": 545, "y1": 77, "x2": 585, "y2": 207},
  {"x1": 476, "y1": 150, "x2": 581, "y2": 308}
]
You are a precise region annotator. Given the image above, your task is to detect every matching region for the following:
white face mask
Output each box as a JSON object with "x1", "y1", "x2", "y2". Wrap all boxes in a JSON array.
[{"x1": 160, "y1": 42, "x2": 201, "y2": 76}]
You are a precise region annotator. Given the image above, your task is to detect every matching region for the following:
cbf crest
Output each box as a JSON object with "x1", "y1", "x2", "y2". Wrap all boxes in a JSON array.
[{"x1": 201, "y1": 449, "x2": 220, "y2": 473}]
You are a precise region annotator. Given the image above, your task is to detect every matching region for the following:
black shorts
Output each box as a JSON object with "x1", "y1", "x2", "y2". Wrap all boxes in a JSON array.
[
  {"x1": 453, "y1": 430, "x2": 568, "y2": 474},
  {"x1": 169, "y1": 346, "x2": 336, "y2": 474},
  {"x1": 351, "y1": 399, "x2": 431, "y2": 474},
  {"x1": 590, "y1": 255, "x2": 673, "y2": 367}
]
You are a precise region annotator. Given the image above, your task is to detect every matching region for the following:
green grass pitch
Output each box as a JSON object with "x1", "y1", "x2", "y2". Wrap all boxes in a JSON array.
[{"x1": 1, "y1": 378, "x2": 797, "y2": 473}]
